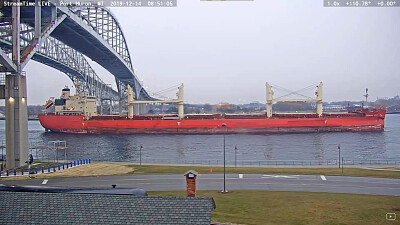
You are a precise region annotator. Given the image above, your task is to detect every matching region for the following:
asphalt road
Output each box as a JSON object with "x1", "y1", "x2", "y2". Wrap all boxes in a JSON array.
[{"x1": 1, "y1": 174, "x2": 399, "y2": 196}]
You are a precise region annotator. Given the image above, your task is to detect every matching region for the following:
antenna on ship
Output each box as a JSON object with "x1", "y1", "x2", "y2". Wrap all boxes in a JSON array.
[{"x1": 363, "y1": 88, "x2": 369, "y2": 108}]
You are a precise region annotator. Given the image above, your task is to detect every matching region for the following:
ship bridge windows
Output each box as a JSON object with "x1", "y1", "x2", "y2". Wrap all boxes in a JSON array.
[
  {"x1": 54, "y1": 99, "x2": 66, "y2": 106},
  {"x1": 57, "y1": 110, "x2": 83, "y2": 116}
]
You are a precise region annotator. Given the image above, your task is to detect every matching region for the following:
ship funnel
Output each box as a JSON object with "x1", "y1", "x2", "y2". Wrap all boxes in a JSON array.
[{"x1": 61, "y1": 86, "x2": 70, "y2": 99}]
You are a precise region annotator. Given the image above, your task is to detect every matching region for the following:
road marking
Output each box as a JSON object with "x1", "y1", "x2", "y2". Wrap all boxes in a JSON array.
[
  {"x1": 198, "y1": 178, "x2": 240, "y2": 180},
  {"x1": 262, "y1": 175, "x2": 299, "y2": 179},
  {"x1": 320, "y1": 175, "x2": 327, "y2": 181},
  {"x1": 254, "y1": 182, "x2": 400, "y2": 190},
  {"x1": 364, "y1": 167, "x2": 400, "y2": 172},
  {"x1": 121, "y1": 178, "x2": 148, "y2": 181},
  {"x1": 42, "y1": 179, "x2": 48, "y2": 185}
]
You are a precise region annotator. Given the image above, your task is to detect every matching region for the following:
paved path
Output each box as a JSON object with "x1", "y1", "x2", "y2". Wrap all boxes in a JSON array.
[{"x1": 1, "y1": 174, "x2": 399, "y2": 196}]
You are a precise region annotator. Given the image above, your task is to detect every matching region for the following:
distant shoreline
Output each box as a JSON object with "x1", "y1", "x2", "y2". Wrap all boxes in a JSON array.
[{"x1": 0, "y1": 118, "x2": 39, "y2": 121}]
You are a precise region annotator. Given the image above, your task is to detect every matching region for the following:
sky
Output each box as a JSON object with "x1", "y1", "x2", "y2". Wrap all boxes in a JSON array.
[{"x1": 17, "y1": 0, "x2": 400, "y2": 105}]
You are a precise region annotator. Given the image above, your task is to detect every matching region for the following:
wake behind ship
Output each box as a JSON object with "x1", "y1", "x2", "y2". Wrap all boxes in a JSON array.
[{"x1": 38, "y1": 83, "x2": 386, "y2": 134}]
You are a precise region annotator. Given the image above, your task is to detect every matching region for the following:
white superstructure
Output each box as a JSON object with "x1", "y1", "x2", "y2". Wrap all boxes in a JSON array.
[{"x1": 54, "y1": 86, "x2": 97, "y2": 118}]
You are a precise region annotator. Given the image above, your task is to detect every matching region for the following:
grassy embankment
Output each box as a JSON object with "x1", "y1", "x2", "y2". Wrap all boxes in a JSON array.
[
  {"x1": 1, "y1": 163, "x2": 399, "y2": 180},
  {"x1": 128, "y1": 164, "x2": 400, "y2": 178},
  {"x1": 150, "y1": 190, "x2": 400, "y2": 225}
]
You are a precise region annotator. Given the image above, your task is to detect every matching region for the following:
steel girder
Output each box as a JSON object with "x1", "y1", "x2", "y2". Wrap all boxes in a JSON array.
[
  {"x1": 35, "y1": 37, "x2": 119, "y2": 101},
  {"x1": 0, "y1": 6, "x2": 119, "y2": 101},
  {"x1": 63, "y1": 5, "x2": 155, "y2": 100},
  {"x1": 1, "y1": 3, "x2": 156, "y2": 101}
]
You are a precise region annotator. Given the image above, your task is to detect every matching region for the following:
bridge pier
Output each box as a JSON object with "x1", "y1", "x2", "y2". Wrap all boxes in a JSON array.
[
  {"x1": 134, "y1": 104, "x2": 140, "y2": 115},
  {"x1": 100, "y1": 99, "x2": 113, "y2": 115},
  {"x1": 4, "y1": 3, "x2": 28, "y2": 168},
  {"x1": 5, "y1": 74, "x2": 29, "y2": 168},
  {"x1": 119, "y1": 100, "x2": 123, "y2": 116},
  {"x1": 132, "y1": 103, "x2": 149, "y2": 115}
]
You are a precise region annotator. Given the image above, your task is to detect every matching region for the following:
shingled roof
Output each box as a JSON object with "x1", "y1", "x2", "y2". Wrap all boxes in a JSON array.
[{"x1": 0, "y1": 191, "x2": 216, "y2": 225}]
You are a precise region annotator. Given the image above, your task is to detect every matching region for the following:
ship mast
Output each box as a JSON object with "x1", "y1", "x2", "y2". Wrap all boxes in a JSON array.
[
  {"x1": 266, "y1": 83, "x2": 273, "y2": 118},
  {"x1": 127, "y1": 85, "x2": 135, "y2": 119},
  {"x1": 266, "y1": 82, "x2": 323, "y2": 118},
  {"x1": 363, "y1": 88, "x2": 369, "y2": 108}
]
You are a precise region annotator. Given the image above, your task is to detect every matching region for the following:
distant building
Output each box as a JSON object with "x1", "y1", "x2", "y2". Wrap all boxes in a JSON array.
[{"x1": 249, "y1": 101, "x2": 263, "y2": 108}]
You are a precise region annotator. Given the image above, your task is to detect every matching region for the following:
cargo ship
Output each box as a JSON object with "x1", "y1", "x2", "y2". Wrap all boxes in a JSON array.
[{"x1": 38, "y1": 83, "x2": 386, "y2": 134}]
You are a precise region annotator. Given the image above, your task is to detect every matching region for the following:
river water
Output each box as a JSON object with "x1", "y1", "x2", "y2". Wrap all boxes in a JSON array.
[{"x1": 0, "y1": 114, "x2": 399, "y2": 165}]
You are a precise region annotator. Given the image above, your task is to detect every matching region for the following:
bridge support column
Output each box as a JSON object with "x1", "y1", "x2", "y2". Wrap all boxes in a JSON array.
[
  {"x1": 5, "y1": 2, "x2": 28, "y2": 168},
  {"x1": 100, "y1": 99, "x2": 112, "y2": 115},
  {"x1": 118, "y1": 100, "x2": 123, "y2": 115},
  {"x1": 139, "y1": 103, "x2": 148, "y2": 115},
  {"x1": 51, "y1": 4, "x2": 57, "y2": 22},
  {"x1": 134, "y1": 104, "x2": 140, "y2": 115},
  {"x1": 34, "y1": 0, "x2": 41, "y2": 40},
  {"x1": 5, "y1": 74, "x2": 29, "y2": 168},
  {"x1": 100, "y1": 100, "x2": 103, "y2": 115}
]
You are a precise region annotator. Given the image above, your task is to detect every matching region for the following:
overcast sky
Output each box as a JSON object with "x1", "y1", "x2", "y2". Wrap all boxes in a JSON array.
[{"x1": 21, "y1": 0, "x2": 400, "y2": 105}]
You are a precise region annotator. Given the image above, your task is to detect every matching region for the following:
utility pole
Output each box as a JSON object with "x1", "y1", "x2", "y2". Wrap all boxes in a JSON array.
[
  {"x1": 221, "y1": 123, "x2": 228, "y2": 193},
  {"x1": 341, "y1": 157, "x2": 344, "y2": 174},
  {"x1": 139, "y1": 145, "x2": 143, "y2": 166},
  {"x1": 338, "y1": 144, "x2": 341, "y2": 168},
  {"x1": 234, "y1": 145, "x2": 237, "y2": 168}
]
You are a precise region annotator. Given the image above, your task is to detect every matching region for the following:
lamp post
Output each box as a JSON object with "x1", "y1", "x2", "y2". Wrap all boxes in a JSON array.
[
  {"x1": 234, "y1": 145, "x2": 237, "y2": 168},
  {"x1": 342, "y1": 157, "x2": 344, "y2": 174},
  {"x1": 55, "y1": 142, "x2": 58, "y2": 163},
  {"x1": 139, "y1": 145, "x2": 143, "y2": 166},
  {"x1": 222, "y1": 123, "x2": 228, "y2": 193},
  {"x1": 338, "y1": 144, "x2": 341, "y2": 168},
  {"x1": 1, "y1": 140, "x2": 4, "y2": 161}
]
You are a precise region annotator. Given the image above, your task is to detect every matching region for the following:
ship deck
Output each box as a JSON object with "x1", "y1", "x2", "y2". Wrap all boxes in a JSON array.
[{"x1": 87, "y1": 112, "x2": 367, "y2": 121}]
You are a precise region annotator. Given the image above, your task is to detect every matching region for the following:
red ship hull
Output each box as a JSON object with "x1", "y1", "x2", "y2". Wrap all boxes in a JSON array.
[{"x1": 38, "y1": 110, "x2": 386, "y2": 134}]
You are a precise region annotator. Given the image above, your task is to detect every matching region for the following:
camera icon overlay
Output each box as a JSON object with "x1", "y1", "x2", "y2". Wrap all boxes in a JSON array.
[{"x1": 386, "y1": 213, "x2": 396, "y2": 221}]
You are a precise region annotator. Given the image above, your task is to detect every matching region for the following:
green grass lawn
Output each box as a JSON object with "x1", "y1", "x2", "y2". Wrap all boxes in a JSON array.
[
  {"x1": 2, "y1": 163, "x2": 398, "y2": 180},
  {"x1": 128, "y1": 165, "x2": 400, "y2": 179},
  {"x1": 149, "y1": 190, "x2": 400, "y2": 225}
]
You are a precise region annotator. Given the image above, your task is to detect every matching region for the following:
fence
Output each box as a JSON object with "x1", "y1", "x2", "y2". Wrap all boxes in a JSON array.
[
  {"x1": 1, "y1": 139, "x2": 399, "y2": 167},
  {"x1": 137, "y1": 158, "x2": 400, "y2": 166},
  {"x1": 0, "y1": 159, "x2": 91, "y2": 178}
]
